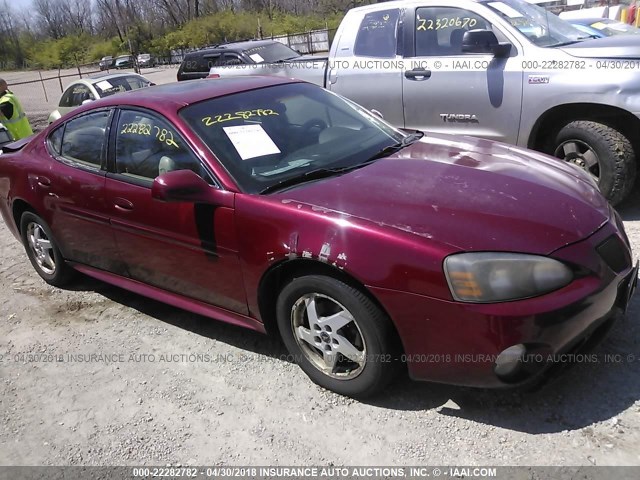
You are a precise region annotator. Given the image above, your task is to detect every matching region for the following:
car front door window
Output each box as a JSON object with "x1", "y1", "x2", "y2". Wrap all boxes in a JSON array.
[
  {"x1": 106, "y1": 110, "x2": 245, "y2": 314},
  {"x1": 114, "y1": 110, "x2": 210, "y2": 184}
]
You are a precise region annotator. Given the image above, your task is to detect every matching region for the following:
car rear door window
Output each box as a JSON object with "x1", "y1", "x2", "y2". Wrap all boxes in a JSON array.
[
  {"x1": 114, "y1": 110, "x2": 210, "y2": 184},
  {"x1": 59, "y1": 111, "x2": 110, "y2": 169},
  {"x1": 59, "y1": 86, "x2": 75, "y2": 108},
  {"x1": 354, "y1": 9, "x2": 400, "y2": 58},
  {"x1": 48, "y1": 125, "x2": 64, "y2": 155}
]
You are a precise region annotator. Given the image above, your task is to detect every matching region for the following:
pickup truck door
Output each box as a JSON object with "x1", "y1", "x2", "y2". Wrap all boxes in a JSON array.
[
  {"x1": 401, "y1": 5, "x2": 523, "y2": 144},
  {"x1": 327, "y1": 7, "x2": 405, "y2": 127}
]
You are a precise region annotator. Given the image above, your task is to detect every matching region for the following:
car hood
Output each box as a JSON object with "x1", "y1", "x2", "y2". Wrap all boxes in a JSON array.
[
  {"x1": 274, "y1": 134, "x2": 610, "y2": 254},
  {"x1": 560, "y1": 35, "x2": 640, "y2": 58}
]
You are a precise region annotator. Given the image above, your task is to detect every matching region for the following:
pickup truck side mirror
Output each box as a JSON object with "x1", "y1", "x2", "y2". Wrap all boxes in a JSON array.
[{"x1": 461, "y1": 29, "x2": 512, "y2": 57}]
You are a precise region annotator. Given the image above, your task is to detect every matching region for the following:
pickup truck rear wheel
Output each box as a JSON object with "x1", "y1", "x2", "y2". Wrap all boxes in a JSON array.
[{"x1": 553, "y1": 121, "x2": 636, "y2": 206}]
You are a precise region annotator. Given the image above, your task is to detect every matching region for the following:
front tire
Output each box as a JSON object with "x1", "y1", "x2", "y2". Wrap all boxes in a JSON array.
[
  {"x1": 276, "y1": 275, "x2": 399, "y2": 397},
  {"x1": 20, "y1": 212, "x2": 74, "y2": 287},
  {"x1": 553, "y1": 121, "x2": 636, "y2": 206}
]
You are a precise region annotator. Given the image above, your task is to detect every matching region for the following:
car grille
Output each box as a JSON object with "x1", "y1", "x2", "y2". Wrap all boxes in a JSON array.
[{"x1": 597, "y1": 235, "x2": 631, "y2": 273}]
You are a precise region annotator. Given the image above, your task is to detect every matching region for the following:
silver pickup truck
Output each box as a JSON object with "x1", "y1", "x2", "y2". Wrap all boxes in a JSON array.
[{"x1": 210, "y1": 0, "x2": 640, "y2": 205}]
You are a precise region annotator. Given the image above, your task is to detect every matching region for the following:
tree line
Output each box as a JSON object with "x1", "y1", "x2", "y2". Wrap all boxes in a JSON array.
[{"x1": 0, "y1": 0, "x2": 380, "y2": 69}]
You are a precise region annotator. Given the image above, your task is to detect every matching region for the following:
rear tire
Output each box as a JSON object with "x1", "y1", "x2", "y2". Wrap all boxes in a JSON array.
[
  {"x1": 553, "y1": 121, "x2": 636, "y2": 206},
  {"x1": 276, "y1": 275, "x2": 400, "y2": 397},
  {"x1": 20, "y1": 212, "x2": 74, "y2": 287}
]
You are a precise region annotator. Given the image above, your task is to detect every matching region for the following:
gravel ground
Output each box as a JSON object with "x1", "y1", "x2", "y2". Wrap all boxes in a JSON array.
[
  {"x1": 0, "y1": 189, "x2": 638, "y2": 466},
  {"x1": 1, "y1": 68, "x2": 640, "y2": 467}
]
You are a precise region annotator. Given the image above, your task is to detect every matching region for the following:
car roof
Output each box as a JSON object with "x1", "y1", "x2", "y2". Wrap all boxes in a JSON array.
[
  {"x1": 85, "y1": 72, "x2": 144, "y2": 82},
  {"x1": 63, "y1": 73, "x2": 147, "y2": 91},
  {"x1": 79, "y1": 76, "x2": 301, "y2": 115}
]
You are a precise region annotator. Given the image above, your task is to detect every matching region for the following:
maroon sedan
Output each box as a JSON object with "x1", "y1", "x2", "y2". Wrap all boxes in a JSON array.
[{"x1": 0, "y1": 77, "x2": 636, "y2": 397}]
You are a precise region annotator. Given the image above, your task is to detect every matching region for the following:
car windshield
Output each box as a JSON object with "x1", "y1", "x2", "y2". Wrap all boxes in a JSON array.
[
  {"x1": 93, "y1": 75, "x2": 150, "y2": 97},
  {"x1": 482, "y1": 0, "x2": 588, "y2": 47},
  {"x1": 180, "y1": 82, "x2": 406, "y2": 194},
  {"x1": 244, "y1": 43, "x2": 301, "y2": 63},
  {"x1": 588, "y1": 19, "x2": 640, "y2": 36}
]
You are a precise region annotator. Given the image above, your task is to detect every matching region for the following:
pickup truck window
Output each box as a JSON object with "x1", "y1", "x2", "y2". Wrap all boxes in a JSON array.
[
  {"x1": 415, "y1": 7, "x2": 490, "y2": 56},
  {"x1": 354, "y1": 9, "x2": 400, "y2": 58},
  {"x1": 482, "y1": 0, "x2": 585, "y2": 47}
]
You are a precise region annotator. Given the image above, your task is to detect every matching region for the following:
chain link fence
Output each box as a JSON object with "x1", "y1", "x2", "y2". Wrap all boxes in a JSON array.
[
  {"x1": 3, "y1": 63, "x2": 103, "y2": 129},
  {"x1": 2, "y1": 28, "x2": 335, "y2": 129}
]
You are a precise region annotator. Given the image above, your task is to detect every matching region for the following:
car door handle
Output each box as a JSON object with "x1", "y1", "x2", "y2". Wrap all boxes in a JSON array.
[
  {"x1": 404, "y1": 68, "x2": 432, "y2": 80},
  {"x1": 36, "y1": 176, "x2": 51, "y2": 187},
  {"x1": 113, "y1": 197, "x2": 134, "y2": 211}
]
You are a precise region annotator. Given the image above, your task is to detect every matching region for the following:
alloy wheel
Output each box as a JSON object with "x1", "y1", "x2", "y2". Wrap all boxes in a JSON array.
[
  {"x1": 26, "y1": 221, "x2": 56, "y2": 275},
  {"x1": 554, "y1": 139, "x2": 600, "y2": 184},
  {"x1": 290, "y1": 293, "x2": 367, "y2": 380}
]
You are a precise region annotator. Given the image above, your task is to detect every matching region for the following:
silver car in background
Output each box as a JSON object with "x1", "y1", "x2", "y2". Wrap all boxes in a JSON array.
[
  {"x1": 48, "y1": 73, "x2": 154, "y2": 124},
  {"x1": 137, "y1": 53, "x2": 156, "y2": 68}
]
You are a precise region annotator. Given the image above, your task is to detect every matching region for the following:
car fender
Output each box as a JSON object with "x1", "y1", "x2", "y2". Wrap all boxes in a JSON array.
[{"x1": 234, "y1": 194, "x2": 457, "y2": 322}]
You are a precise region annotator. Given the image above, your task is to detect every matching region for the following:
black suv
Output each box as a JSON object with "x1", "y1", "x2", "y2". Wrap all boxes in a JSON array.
[{"x1": 176, "y1": 40, "x2": 301, "y2": 81}]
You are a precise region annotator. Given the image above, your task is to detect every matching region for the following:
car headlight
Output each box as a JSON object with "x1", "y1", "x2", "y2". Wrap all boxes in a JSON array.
[{"x1": 444, "y1": 252, "x2": 573, "y2": 303}]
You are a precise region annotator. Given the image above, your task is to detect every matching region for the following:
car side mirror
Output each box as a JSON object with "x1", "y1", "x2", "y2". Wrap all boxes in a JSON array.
[
  {"x1": 81, "y1": 99, "x2": 93, "y2": 105},
  {"x1": 152, "y1": 169, "x2": 233, "y2": 207},
  {"x1": 461, "y1": 29, "x2": 512, "y2": 57}
]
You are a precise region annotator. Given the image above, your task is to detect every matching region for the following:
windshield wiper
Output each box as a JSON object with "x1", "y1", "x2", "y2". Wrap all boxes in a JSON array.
[
  {"x1": 260, "y1": 166, "x2": 355, "y2": 194},
  {"x1": 260, "y1": 131, "x2": 424, "y2": 194},
  {"x1": 364, "y1": 131, "x2": 425, "y2": 162},
  {"x1": 545, "y1": 40, "x2": 583, "y2": 47}
]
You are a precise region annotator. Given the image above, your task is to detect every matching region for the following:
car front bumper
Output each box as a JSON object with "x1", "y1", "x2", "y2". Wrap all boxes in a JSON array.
[{"x1": 370, "y1": 219, "x2": 636, "y2": 388}]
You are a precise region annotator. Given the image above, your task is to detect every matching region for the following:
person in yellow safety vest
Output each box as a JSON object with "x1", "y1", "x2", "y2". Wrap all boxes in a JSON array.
[{"x1": 0, "y1": 78, "x2": 33, "y2": 141}]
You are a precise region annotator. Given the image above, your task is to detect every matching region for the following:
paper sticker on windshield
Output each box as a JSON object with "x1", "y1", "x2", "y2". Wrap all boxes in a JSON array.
[
  {"x1": 96, "y1": 80, "x2": 113, "y2": 91},
  {"x1": 223, "y1": 125, "x2": 280, "y2": 160},
  {"x1": 249, "y1": 53, "x2": 264, "y2": 63},
  {"x1": 488, "y1": 2, "x2": 523, "y2": 18},
  {"x1": 608, "y1": 24, "x2": 627, "y2": 31}
]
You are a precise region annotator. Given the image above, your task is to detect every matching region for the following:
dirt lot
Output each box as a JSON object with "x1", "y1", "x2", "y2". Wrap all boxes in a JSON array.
[{"x1": 1, "y1": 68, "x2": 640, "y2": 467}]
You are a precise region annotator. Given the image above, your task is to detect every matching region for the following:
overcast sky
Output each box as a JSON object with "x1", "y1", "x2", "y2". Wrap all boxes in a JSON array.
[{"x1": 13, "y1": 0, "x2": 31, "y2": 10}]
